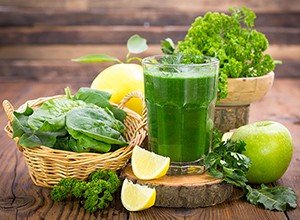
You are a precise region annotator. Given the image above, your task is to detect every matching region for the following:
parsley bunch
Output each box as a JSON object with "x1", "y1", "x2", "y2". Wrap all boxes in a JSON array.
[
  {"x1": 51, "y1": 170, "x2": 121, "y2": 213},
  {"x1": 162, "y1": 7, "x2": 277, "y2": 99},
  {"x1": 205, "y1": 139, "x2": 297, "y2": 211}
]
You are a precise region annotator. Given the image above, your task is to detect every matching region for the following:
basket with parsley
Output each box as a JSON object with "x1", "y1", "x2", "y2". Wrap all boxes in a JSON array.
[{"x1": 162, "y1": 7, "x2": 279, "y2": 99}]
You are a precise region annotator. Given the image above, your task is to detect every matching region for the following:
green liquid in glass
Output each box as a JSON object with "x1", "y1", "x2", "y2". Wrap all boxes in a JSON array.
[{"x1": 144, "y1": 69, "x2": 217, "y2": 163}]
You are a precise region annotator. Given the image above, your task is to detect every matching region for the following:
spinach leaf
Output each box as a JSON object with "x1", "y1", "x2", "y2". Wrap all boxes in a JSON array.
[
  {"x1": 110, "y1": 107, "x2": 127, "y2": 123},
  {"x1": 19, "y1": 132, "x2": 57, "y2": 148},
  {"x1": 13, "y1": 105, "x2": 62, "y2": 148},
  {"x1": 12, "y1": 105, "x2": 33, "y2": 138},
  {"x1": 73, "y1": 87, "x2": 127, "y2": 123},
  {"x1": 67, "y1": 128, "x2": 111, "y2": 153},
  {"x1": 66, "y1": 107, "x2": 127, "y2": 146},
  {"x1": 27, "y1": 98, "x2": 88, "y2": 131},
  {"x1": 74, "y1": 88, "x2": 111, "y2": 108}
]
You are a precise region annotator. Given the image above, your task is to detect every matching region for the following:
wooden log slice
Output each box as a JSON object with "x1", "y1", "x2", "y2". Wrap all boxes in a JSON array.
[
  {"x1": 121, "y1": 166, "x2": 233, "y2": 208},
  {"x1": 214, "y1": 105, "x2": 250, "y2": 132}
]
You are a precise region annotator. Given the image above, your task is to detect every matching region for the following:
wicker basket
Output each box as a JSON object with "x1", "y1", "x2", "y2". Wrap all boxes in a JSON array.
[{"x1": 3, "y1": 91, "x2": 147, "y2": 188}]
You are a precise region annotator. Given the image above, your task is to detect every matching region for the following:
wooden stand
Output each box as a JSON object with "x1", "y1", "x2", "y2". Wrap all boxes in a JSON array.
[
  {"x1": 121, "y1": 166, "x2": 233, "y2": 208},
  {"x1": 214, "y1": 105, "x2": 250, "y2": 132}
]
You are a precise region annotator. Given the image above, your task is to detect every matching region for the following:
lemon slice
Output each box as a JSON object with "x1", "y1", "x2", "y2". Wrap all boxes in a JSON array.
[
  {"x1": 121, "y1": 178, "x2": 156, "y2": 211},
  {"x1": 131, "y1": 145, "x2": 170, "y2": 180},
  {"x1": 221, "y1": 131, "x2": 234, "y2": 142}
]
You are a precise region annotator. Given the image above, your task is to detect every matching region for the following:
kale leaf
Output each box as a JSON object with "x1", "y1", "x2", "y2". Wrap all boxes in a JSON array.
[{"x1": 246, "y1": 184, "x2": 297, "y2": 211}]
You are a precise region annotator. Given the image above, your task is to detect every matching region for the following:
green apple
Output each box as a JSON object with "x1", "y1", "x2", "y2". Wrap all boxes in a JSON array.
[{"x1": 231, "y1": 121, "x2": 293, "y2": 184}]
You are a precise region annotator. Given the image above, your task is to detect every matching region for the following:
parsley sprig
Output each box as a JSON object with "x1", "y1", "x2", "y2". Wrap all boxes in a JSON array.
[
  {"x1": 205, "y1": 137, "x2": 297, "y2": 211},
  {"x1": 51, "y1": 170, "x2": 121, "y2": 213}
]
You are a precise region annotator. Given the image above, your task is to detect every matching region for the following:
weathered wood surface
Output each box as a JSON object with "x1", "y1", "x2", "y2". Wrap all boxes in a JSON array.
[
  {"x1": 122, "y1": 166, "x2": 233, "y2": 208},
  {"x1": 0, "y1": 44, "x2": 299, "y2": 82},
  {"x1": 0, "y1": 78, "x2": 299, "y2": 219},
  {"x1": 0, "y1": 0, "x2": 300, "y2": 12},
  {"x1": 0, "y1": 26, "x2": 299, "y2": 45}
]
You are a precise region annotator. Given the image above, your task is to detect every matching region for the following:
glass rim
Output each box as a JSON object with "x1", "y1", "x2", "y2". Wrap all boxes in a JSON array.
[{"x1": 142, "y1": 54, "x2": 219, "y2": 67}]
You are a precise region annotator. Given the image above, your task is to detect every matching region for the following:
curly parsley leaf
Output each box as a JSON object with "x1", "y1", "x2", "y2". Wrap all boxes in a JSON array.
[{"x1": 51, "y1": 170, "x2": 121, "y2": 213}]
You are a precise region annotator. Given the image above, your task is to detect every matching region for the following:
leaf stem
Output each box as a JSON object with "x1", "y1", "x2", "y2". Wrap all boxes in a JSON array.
[
  {"x1": 126, "y1": 57, "x2": 142, "y2": 63},
  {"x1": 65, "y1": 87, "x2": 73, "y2": 99},
  {"x1": 126, "y1": 52, "x2": 131, "y2": 62}
]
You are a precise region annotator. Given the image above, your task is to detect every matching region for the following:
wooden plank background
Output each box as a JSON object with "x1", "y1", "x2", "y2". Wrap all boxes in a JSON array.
[{"x1": 0, "y1": 0, "x2": 299, "y2": 83}]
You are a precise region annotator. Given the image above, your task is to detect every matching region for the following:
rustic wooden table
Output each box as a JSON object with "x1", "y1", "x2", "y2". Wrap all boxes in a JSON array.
[{"x1": 0, "y1": 79, "x2": 299, "y2": 220}]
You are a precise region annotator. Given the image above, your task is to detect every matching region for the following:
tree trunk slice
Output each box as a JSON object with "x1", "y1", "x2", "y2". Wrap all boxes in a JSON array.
[
  {"x1": 214, "y1": 105, "x2": 250, "y2": 132},
  {"x1": 121, "y1": 166, "x2": 233, "y2": 208}
]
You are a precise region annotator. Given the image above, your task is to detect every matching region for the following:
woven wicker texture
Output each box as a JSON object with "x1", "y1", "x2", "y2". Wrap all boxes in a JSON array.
[{"x1": 3, "y1": 91, "x2": 147, "y2": 188}]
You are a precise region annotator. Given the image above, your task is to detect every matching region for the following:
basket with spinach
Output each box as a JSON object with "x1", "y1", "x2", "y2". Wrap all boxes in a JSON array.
[{"x1": 12, "y1": 87, "x2": 128, "y2": 153}]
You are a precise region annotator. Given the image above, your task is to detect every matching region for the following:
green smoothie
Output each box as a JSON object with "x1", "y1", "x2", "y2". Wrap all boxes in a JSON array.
[{"x1": 143, "y1": 56, "x2": 218, "y2": 163}]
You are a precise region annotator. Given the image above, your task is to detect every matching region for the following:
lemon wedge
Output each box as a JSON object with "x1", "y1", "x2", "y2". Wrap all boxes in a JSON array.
[
  {"x1": 121, "y1": 179, "x2": 156, "y2": 211},
  {"x1": 131, "y1": 145, "x2": 170, "y2": 180}
]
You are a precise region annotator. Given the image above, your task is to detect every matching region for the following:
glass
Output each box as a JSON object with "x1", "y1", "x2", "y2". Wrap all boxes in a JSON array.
[{"x1": 142, "y1": 54, "x2": 219, "y2": 174}]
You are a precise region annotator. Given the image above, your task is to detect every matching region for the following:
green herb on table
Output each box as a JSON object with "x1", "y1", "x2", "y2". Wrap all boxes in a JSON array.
[
  {"x1": 205, "y1": 139, "x2": 297, "y2": 211},
  {"x1": 12, "y1": 87, "x2": 127, "y2": 153},
  {"x1": 51, "y1": 170, "x2": 121, "y2": 212}
]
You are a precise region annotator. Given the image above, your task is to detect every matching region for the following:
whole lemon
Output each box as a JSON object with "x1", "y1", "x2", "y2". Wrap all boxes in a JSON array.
[{"x1": 91, "y1": 63, "x2": 144, "y2": 115}]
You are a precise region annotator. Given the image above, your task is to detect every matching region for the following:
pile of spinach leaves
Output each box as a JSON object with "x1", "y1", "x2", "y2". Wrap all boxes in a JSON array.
[{"x1": 12, "y1": 87, "x2": 128, "y2": 153}]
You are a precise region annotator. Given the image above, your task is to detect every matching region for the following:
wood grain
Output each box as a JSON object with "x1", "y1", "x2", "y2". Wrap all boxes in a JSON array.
[
  {"x1": 0, "y1": 44, "x2": 299, "y2": 61},
  {"x1": 122, "y1": 166, "x2": 233, "y2": 208},
  {"x1": 0, "y1": 6, "x2": 299, "y2": 27},
  {"x1": 0, "y1": 25, "x2": 299, "y2": 45},
  {"x1": 0, "y1": 0, "x2": 299, "y2": 12},
  {"x1": 0, "y1": 44, "x2": 299, "y2": 82}
]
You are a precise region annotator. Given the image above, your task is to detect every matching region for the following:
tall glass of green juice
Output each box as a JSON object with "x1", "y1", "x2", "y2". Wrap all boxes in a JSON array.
[{"x1": 142, "y1": 55, "x2": 219, "y2": 174}]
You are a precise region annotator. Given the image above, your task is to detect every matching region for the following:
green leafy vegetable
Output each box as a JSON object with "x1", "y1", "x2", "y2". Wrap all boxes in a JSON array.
[
  {"x1": 205, "y1": 140, "x2": 250, "y2": 187},
  {"x1": 12, "y1": 105, "x2": 33, "y2": 138},
  {"x1": 66, "y1": 107, "x2": 127, "y2": 145},
  {"x1": 74, "y1": 87, "x2": 111, "y2": 108},
  {"x1": 73, "y1": 87, "x2": 127, "y2": 123},
  {"x1": 127, "y1": 34, "x2": 148, "y2": 54},
  {"x1": 71, "y1": 54, "x2": 121, "y2": 63},
  {"x1": 161, "y1": 38, "x2": 175, "y2": 55},
  {"x1": 205, "y1": 137, "x2": 297, "y2": 211},
  {"x1": 51, "y1": 170, "x2": 121, "y2": 213},
  {"x1": 174, "y1": 7, "x2": 276, "y2": 99},
  {"x1": 12, "y1": 105, "x2": 66, "y2": 148},
  {"x1": 246, "y1": 184, "x2": 297, "y2": 211},
  {"x1": 12, "y1": 88, "x2": 127, "y2": 153}
]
